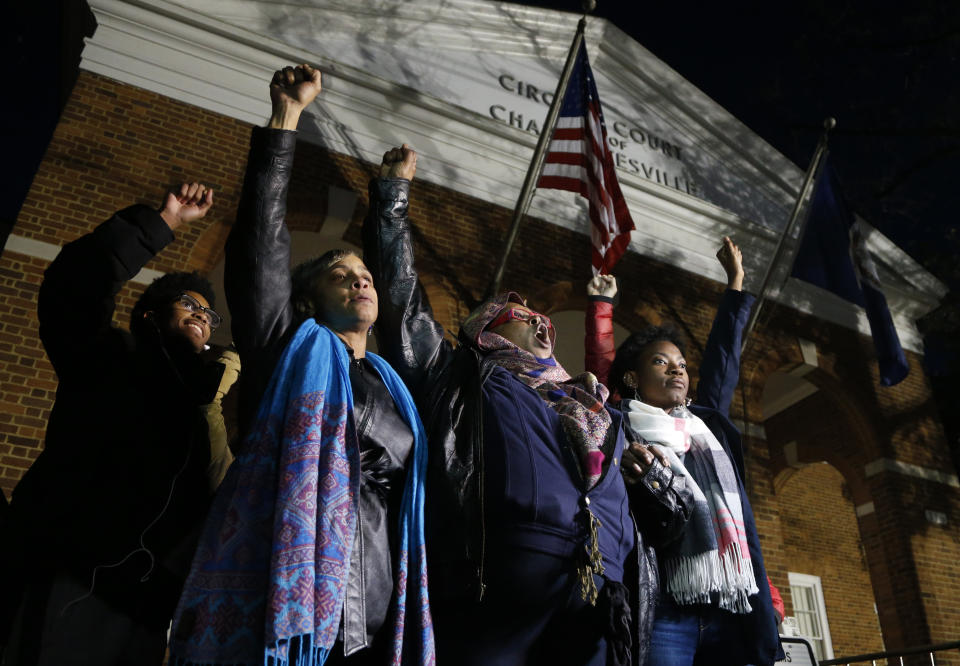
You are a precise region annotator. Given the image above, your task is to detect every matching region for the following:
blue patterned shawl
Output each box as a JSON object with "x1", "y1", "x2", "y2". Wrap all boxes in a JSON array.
[{"x1": 169, "y1": 319, "x2": 434, "y2": 666}]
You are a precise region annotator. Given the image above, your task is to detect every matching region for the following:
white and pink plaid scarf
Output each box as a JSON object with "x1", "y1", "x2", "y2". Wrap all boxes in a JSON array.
[{"x1": 624, "y1": 400, "x2": 758, "y2": 613}]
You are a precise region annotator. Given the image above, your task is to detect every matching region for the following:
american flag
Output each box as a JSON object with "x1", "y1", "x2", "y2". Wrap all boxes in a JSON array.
[{"x1": 537, "y1": 42, "x2": 635, "y2": 275}]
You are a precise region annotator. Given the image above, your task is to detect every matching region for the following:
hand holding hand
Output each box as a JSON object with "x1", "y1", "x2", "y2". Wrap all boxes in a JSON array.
[
  {"x1": 268, "y1": 64, "x2": 322, "y2": 130},
  {"x1": 621, "y1": 441, "x2": 670, "y2": 485},
  {"x1": 379, "y1": 144, "x2": 417, "y2": 181},
  {"x1": 159, "y1": 182, "x2": 214, "y2": 231},
  {"x1": 717, "y1": 236, "x2": 744, "y2": 291},
  {"x1": 587, "y1": 274, "x2": 617, "y2": 298}
]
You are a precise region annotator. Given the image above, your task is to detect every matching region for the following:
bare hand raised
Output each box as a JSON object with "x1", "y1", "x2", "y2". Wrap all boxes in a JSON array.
[
  {"x1": 587, "y1": 274, "x2": 617, "y2": 298},
  {"x1": 379, "y1": 144, "x2": 417, "y2": 181},
  {"x1": 159, "y1": 182, "x2": 214, "y2": 231},
  {"x1": 716, "y1": 236, "x2": 744, "y2": 291},
  {"x1": 268, "y1": 64, "x2": 322, "y2": 130}
]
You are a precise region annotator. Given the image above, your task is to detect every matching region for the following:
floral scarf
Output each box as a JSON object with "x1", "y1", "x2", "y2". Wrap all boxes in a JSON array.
[
  {"x1": 461, "y1": 292, "x2": 615, "y2": 489},
  {"x1": 169, "y1": 320, "x2": 434, "y2": 665}
]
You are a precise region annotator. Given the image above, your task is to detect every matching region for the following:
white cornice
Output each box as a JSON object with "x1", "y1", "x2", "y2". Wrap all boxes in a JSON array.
[
  {"x1": 864, "y1": 458, "x2": 960, "y2": 488},
  {"x1": 79, "y1": 0, "x2": 946, "y2": 354},
  {"x1": 4, "y1": 234, "x2": 164, "y2": 285}
]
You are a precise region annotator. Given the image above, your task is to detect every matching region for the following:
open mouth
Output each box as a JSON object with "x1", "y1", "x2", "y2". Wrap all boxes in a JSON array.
[
  {"x1": 185, "y1": 321, "x2": 205, "y2": 337},
  {"x1": 534, "y1": 326, "x2": 551, "y2": 346}
]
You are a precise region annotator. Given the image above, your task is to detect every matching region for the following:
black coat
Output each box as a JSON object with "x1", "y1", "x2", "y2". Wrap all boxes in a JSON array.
[{"x1": 6, "y1": 205, "x2": 222, "y2": 631}]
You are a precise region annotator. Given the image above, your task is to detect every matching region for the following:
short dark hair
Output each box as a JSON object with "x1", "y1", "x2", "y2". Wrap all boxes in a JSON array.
[
  {"x1": 290, "y1": 248, "x2": 361, "y2": 320},
  {"x1": 130, "y1": 271, "x2": 216, "y2": 338},
  {"x1": 609, "y1": 325, "x2": 687, "y2": 397}
]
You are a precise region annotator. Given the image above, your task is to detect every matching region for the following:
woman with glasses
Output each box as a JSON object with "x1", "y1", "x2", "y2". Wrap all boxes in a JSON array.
[
  {"x1": 584, "y1": 238, "x2": 783, "y2": 666},
  {"x1": 169, "y1": 65, "x2": 433, "y2": 666},
  {"x1": 362, "y1": 143, "x2": 692, "y2": 666},
  {"x1": 3, "y1": 183, "x2": 236, "y2": 666}
]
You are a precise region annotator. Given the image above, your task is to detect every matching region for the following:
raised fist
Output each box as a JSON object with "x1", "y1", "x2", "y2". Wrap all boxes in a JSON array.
[
  {"x1": 379, "y1": 144, "x2": 417, "y2": 181},
  {"x1": 716, "y1": 236, "x2": 744, "y2": 291},
  {"x1": 587, "y1": 274, "x2": 617, "y2": 298},
  {"x1": 159, "y1": 182, "x2": 214, "y2": 231},
  {"x1": 268, "y1": 64, "x2": 322, "y2": 130}
]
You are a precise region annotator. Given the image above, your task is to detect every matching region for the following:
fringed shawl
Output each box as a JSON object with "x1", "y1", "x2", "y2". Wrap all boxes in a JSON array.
[
  {"x1": 170, "y1": 319, "x2": 434, "y2": 665},
  {"x1": 625, "y1": 400, "x2": 757, "y2": 613}
]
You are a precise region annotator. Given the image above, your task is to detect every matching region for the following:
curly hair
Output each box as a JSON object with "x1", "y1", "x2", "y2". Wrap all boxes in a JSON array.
[
  {"x1": 609, "y1": 324, "x2": 687, "y2": 398},
  {"x1": 290, "y1": 248, "x2": 361, "y2": 320},
  {"x1": 130, "y1": 271, "x2": 216, "y2": 339}
]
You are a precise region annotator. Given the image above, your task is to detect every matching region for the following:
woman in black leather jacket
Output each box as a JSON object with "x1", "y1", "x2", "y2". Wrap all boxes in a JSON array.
[
  {"x1": 362, "y1": 144, "x2": 693, "y2": 666},
  {"x1": 169, "y1": 65, "x2": 433, "y2": 666}
]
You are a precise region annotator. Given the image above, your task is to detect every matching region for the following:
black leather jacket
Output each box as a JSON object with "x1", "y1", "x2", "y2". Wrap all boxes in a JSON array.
[
  {"x1": 362, "y1": 177, "x2": 693, "y2": 665},
  {"x1": 225, "y1": 127, "x2": 413, "y2": 656}
]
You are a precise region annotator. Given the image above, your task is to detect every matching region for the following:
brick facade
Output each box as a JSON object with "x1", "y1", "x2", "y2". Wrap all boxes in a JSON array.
[
  {"x1": 776, "y1": 462, "x2": 885, "y2": 657},
  {"x1": 2, "y1": 70, "x2": 959, "y2": 662}
]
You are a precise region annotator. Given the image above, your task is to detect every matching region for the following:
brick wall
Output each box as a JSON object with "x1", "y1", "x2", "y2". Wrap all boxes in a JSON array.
[
  {"x1": 765, "y1": 374, "x2": 960, "y2": 663},
  {"x1": 777, "y1": 462, "x2": 885, "y2": 657},
  {"x1": 0, "y1": 254, "x2": 54, "y2": 487},
  {"x1": 3, "y1": 70, "x2": 959, "y2": 660}
]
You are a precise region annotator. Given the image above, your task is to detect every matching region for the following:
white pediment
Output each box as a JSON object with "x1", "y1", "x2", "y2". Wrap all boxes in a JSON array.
[{"x1": 80, "y1": 0, "x2": 946, "y2": 352}]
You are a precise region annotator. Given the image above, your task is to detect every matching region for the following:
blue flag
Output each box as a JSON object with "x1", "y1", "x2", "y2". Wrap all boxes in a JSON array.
[{"x1": 791, "y1": 158, "x2": 909, "y2": 386}]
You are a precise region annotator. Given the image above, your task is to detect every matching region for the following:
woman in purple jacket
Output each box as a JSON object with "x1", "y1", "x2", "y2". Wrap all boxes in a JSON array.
[{"x1": 585, "y1": 238, "x2": 782, "y2": 666}]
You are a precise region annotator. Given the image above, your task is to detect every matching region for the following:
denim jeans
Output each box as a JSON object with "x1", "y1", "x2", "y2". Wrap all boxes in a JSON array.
[{"x1": 647, "y1": 598, "x2": 748, "y2": 666}]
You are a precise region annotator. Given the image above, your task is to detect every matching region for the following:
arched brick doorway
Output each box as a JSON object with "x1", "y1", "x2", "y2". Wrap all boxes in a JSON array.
[{"x1": 757, "y1": 356, "x2": 944, "y2": 659}]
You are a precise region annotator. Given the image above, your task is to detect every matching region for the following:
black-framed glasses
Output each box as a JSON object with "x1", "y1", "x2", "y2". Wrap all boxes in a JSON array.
[{"x1": 174, "y1": 293, "x2": 222, "y2": 330}]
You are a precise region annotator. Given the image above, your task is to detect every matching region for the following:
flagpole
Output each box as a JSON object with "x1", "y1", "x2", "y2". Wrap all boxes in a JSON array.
[
  {"x1": 740, "y1": 117, "x2": 836, "y2": 354},
  {"x1": 484, "y1": 14, "x2": 589, "y2": 300}
]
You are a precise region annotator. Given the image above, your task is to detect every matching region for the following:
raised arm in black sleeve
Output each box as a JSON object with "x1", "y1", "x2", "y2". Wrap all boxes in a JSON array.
[
  {"x1": 38, "y1": 205, "x2": 173, "y2": 377},
  {"x1": 224, "y1": 126, "x2": 299, "y2": 433}
]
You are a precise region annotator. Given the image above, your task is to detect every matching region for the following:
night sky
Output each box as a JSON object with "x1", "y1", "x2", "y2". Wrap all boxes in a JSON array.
[{"x1": 509, "y1": 0, "x2": 960, "y2": 293}]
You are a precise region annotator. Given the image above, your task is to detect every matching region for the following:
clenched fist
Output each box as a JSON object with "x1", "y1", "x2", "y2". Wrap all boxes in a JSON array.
[
  {"x1": 587, "y1": 274, "x2": 617, "y2": 299},
  {"x1": 379, "y1": 144, "x2": 417, "y2": 181},
  {"x1": 268, "y1": 63, "x2": 322, "y2": 131},
  {"x1": 159, "y1": 182, "x2": 214, "y2": 231},
  {"x1": 716, "y1": 236, "x2": 744, "y2": 291}
]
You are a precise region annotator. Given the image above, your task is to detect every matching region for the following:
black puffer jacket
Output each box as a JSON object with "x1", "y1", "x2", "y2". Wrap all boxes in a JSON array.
[
  {"x1": 6, "y1": 205, "x2": 223, "y2": 636},
  {"x1": 362, "y1": 177, "x2": 694, "y2": 665}
]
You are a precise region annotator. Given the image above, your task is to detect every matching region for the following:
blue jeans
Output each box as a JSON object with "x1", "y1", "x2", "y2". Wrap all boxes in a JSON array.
[{"x1": 647, "y1": 599, "x2": 748, "y2": 666}]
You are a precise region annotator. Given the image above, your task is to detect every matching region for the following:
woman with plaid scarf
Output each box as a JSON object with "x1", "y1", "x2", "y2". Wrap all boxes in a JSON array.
[{"x1": 585, "y1": 238, "x2": 783, "y2": 666}]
